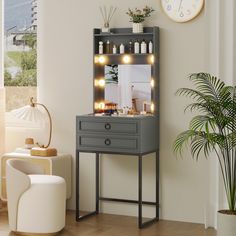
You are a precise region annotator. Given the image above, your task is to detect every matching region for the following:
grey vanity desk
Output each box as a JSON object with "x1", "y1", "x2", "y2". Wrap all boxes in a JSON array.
[{"x1": 76, "y1": 27, "x2": 160, "y2": 229}]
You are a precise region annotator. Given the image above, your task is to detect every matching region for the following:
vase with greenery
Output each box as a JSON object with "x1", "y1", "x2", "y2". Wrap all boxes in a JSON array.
[
  {"x1": 173, "y1": 73, "x2": 236, "y2": 236},
  {"x1": 126, "y1": 6, "x2": 154, "y2": 33}
]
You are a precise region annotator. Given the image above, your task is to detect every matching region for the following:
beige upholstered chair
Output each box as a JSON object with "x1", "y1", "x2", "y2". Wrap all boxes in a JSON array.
[{"x1": 6, "y1": 159, "x2": 66, "y2": 235}]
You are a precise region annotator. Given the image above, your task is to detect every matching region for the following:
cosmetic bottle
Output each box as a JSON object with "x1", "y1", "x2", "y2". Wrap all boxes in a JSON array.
[
  {"x1": 99, "y1": 41, "x2": 103, "y2": 54},
  {"x1": 113, "y1": 45, "x2": 117, "y2": 54},
  {"x1": 120, "y1": 43, "x2": 125, "y2": 54},
  {"x1": 128, "y1": 40, "x2": 133, "y2": 53},
  {"x1": 149, "y1": 40, "x2": 153, "y2": 54},
  {"x1": 134, "y1": 40, "x2": 140, "y2": 54},
  {"x1": 141, "y1": 40, "x2": 147, "y2": 54},
  {"x1": 106, "y1": 40, "x2": 111, "y2": 54}
]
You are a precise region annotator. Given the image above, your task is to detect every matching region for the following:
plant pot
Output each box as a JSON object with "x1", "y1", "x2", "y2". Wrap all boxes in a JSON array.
[
  {"x1": 132, "y1": 23, "x2": 143, "y2": 33},
  {"x1": 217, "y1": 211, "x2": 236, "y2": 236}
]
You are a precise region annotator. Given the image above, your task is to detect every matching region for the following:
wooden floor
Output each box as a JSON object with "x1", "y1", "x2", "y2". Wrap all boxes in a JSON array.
[{"x1": 0, "y1": 210, "x2": 216, "y2": 236}]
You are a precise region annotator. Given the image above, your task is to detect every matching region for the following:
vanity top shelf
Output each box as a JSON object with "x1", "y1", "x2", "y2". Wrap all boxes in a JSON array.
[
  {"x1": 94, "y1": 27, "x2": 155, "y2": 37},
  {"x1": 94, "y1": 32, "x2": 154, "y2": 37}
]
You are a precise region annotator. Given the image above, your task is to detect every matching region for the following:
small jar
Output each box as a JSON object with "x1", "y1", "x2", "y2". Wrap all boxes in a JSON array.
[{"x1": 25, "y1": 138, "x2": 34, "y2": 149}]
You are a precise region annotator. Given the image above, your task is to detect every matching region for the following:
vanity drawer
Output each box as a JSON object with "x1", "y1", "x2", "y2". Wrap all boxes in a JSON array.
[
  {"x1": 78, "y1": 119, "x2": 138, "y2": 134},
  {"x1": 78, "y1": 135, "x2": 139, "y2": 153}
]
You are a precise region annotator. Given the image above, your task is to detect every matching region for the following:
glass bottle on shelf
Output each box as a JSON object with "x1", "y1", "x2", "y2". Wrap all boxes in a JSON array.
[
  {"x1": 128, "y1": 40, "x2": 133, "y2": 54},
  {"x1": 141, "y1": 39, "x2": 147, "y2": 54},
  {"x1": 119, "y1": 43, "x2": 125, "y2": 54},
  {"x1": 149, "y1": 40, "x2": 153, "y2": 54},
  {"x1": 113, "y1": 44, "x2": 117, "y2": 54},
  {"x1": 134, "y1": 40, "x2": 140, "y2": 54},
  {"x1": 99, "y1": 41, "x2": 103, "y2": 54},
  {"x1": 105, "y1": 40, "x2": 111, "y2": 54}
]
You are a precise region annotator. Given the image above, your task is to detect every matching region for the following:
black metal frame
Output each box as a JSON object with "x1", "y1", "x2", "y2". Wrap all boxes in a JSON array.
[{"x1": 76, "y1": 150, "x2": 159, "y2": 229}]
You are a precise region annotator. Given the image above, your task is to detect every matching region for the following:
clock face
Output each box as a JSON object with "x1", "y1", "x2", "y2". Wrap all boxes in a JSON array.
[{"x1": 161, "y1": 0, "x2": 204, "y2": 23}]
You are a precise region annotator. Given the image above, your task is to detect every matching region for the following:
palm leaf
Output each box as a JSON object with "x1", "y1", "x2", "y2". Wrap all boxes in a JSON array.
[{"x1": 189, "y1": 115, "x2": 217, "y2": 132}]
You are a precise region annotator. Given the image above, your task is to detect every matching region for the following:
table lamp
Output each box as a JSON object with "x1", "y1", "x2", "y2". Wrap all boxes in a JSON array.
[{"x1": 11, "y1": 97, "x2": 57, "y2": 156}]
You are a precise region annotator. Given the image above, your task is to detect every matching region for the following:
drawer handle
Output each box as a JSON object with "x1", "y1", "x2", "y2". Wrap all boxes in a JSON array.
[
  {"x1": 104, "y1": 139, "x2": 111, "y2": 146},
  {"x1": 105, "y1": 123, "x2": 111, "y2": 130}
]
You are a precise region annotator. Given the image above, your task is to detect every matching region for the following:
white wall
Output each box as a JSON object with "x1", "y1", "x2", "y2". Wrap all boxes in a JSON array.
[{"x1": 36, "y1": 0, "x2": 210, "y2": 224}]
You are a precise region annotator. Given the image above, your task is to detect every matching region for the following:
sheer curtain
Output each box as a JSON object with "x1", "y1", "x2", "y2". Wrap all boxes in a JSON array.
[
  {"x1": 0, "y1": 88, "x2": 5, "y2": 156},
  {"x1": 0, "y1": 0, "x2": 4, "y2": 157},
  {"x1": 0, "y1": 0, "x2": 5, "y2": 210},
  {"x1": 205, "y1": 0, "x2": 236, "y2": 229}
]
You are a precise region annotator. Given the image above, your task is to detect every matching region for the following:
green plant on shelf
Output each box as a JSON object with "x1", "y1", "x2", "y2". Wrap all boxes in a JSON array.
[{"x1": 126, "y1": 6, "x2": 155, "y2": 23}]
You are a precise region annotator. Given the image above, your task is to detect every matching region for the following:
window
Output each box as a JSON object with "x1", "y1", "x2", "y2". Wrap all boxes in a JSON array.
[{"x1": 4, "y1": 0, "x2": 37, "y2": 114}]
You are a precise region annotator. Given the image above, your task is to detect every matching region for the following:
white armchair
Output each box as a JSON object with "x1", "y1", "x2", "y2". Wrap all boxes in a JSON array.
[{"x1": 6, "y1": 159, "x2": 66, "y2": 235}]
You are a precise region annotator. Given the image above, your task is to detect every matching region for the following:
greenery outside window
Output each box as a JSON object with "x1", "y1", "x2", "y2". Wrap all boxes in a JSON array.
[{"x1": 4, "y1": 0, "x2": 37, "y2": 126}]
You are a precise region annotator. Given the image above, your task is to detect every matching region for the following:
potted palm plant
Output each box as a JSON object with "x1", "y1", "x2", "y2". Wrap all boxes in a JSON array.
[{"x1": 173, "y1": 73, "x2": 236, "y2": 236}]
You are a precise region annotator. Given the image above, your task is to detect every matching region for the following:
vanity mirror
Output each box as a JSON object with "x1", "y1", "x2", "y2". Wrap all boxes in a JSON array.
[{"x1": 104, "y1": 64, "x2": 152, "y2": 113}]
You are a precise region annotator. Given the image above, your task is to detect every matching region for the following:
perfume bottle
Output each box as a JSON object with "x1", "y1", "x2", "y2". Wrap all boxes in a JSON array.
[
  {"x1": 106, "y1": 40, "x2": 111, "y2": 54},
  {"x1": 119, "y1": 43, "x2": 125, "y2": 54},
  {"x1": 128, "y1": 40, "x2": 133, "y2": 54},
  {"x1": 134, "y1": 40, "x2": 140, "y2": 54},
  {"x1": 99, "y1": 41, "x2": 103, "y2": 54},
  {"x1": 141, "y1": 40, "x2": 147, "y2": 54},
  {"x1": 149, "y1": 40, "x2": 153, "y2": 54}
]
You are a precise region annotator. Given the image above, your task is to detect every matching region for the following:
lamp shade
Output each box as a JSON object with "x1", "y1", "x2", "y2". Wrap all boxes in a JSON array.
[
  {"x1": 10, "y1": 97, "x2": 53, "y2": 149},
  {"x1": 11, "y1": 105, "x2": 46, "y2": 125}
]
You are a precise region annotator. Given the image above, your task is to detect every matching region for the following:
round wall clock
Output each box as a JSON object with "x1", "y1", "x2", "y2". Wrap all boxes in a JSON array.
[{"x1": 161, "y1": 0, "x2": 205, "y2": 23}]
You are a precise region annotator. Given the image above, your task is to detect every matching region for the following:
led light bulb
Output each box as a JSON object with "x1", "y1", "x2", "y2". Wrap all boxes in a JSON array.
[
  {"x1": 151, "y1": 103, "x2": 155, "y2": 113},
  {"x1": 99, "y1": 102, "x2": 105, "y2": 109},
  {"x1": 123, "y1": 55, "x2": 131, "y2": 64},
  {"x1": 151, "y1": 79, "x2": 155, "y2": 88},
  {"x1": 98, "y1": 79, "x2": 105, "y2": 87},
  {"x1": 94, "y1": 102, "x2": 99, "y2": 109},
  {"x1": 98, "y1": 56, "x2": 106, "y2": 64},
  {"x1": 149, "y1": 55, "x2": 155, "y2": 64},
  {"x1": 94, "y1": 56, "x2": 99, "y2": 64}
]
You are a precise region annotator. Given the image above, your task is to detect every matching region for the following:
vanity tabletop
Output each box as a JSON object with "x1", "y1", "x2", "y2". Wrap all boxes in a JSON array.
[{"x1": 78, "y1": 113, "x2": 155, "y2": 120}]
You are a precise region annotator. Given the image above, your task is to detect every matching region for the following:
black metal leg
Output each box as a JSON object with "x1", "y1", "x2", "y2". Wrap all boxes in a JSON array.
[
  {"x1": 76, "y1": 151, "x2": 98, "y2": 221},
  {"x1": 96, "y1": 152, "x2": 99, "y2": 214},
  {"x1": 138, "y1": 155, "x2": 143, "y2": 228},
  {"x1": 156, "y1": 150, "x2": 159, "y2": 219},
  {"x1": 76, "y1": 151, "x2": 80, "y2": 221},
  {"x1": 138, "y1": 155, "x2": 142, "y2": 228},
  {"x1": 138, "y1": 151, "x2": 159, "y2": 228}
]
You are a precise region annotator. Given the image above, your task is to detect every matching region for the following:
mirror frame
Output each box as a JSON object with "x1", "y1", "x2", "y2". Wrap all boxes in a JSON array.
[{"x1": 93, "y1": 27, "x2": 159, "y2": 117}]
